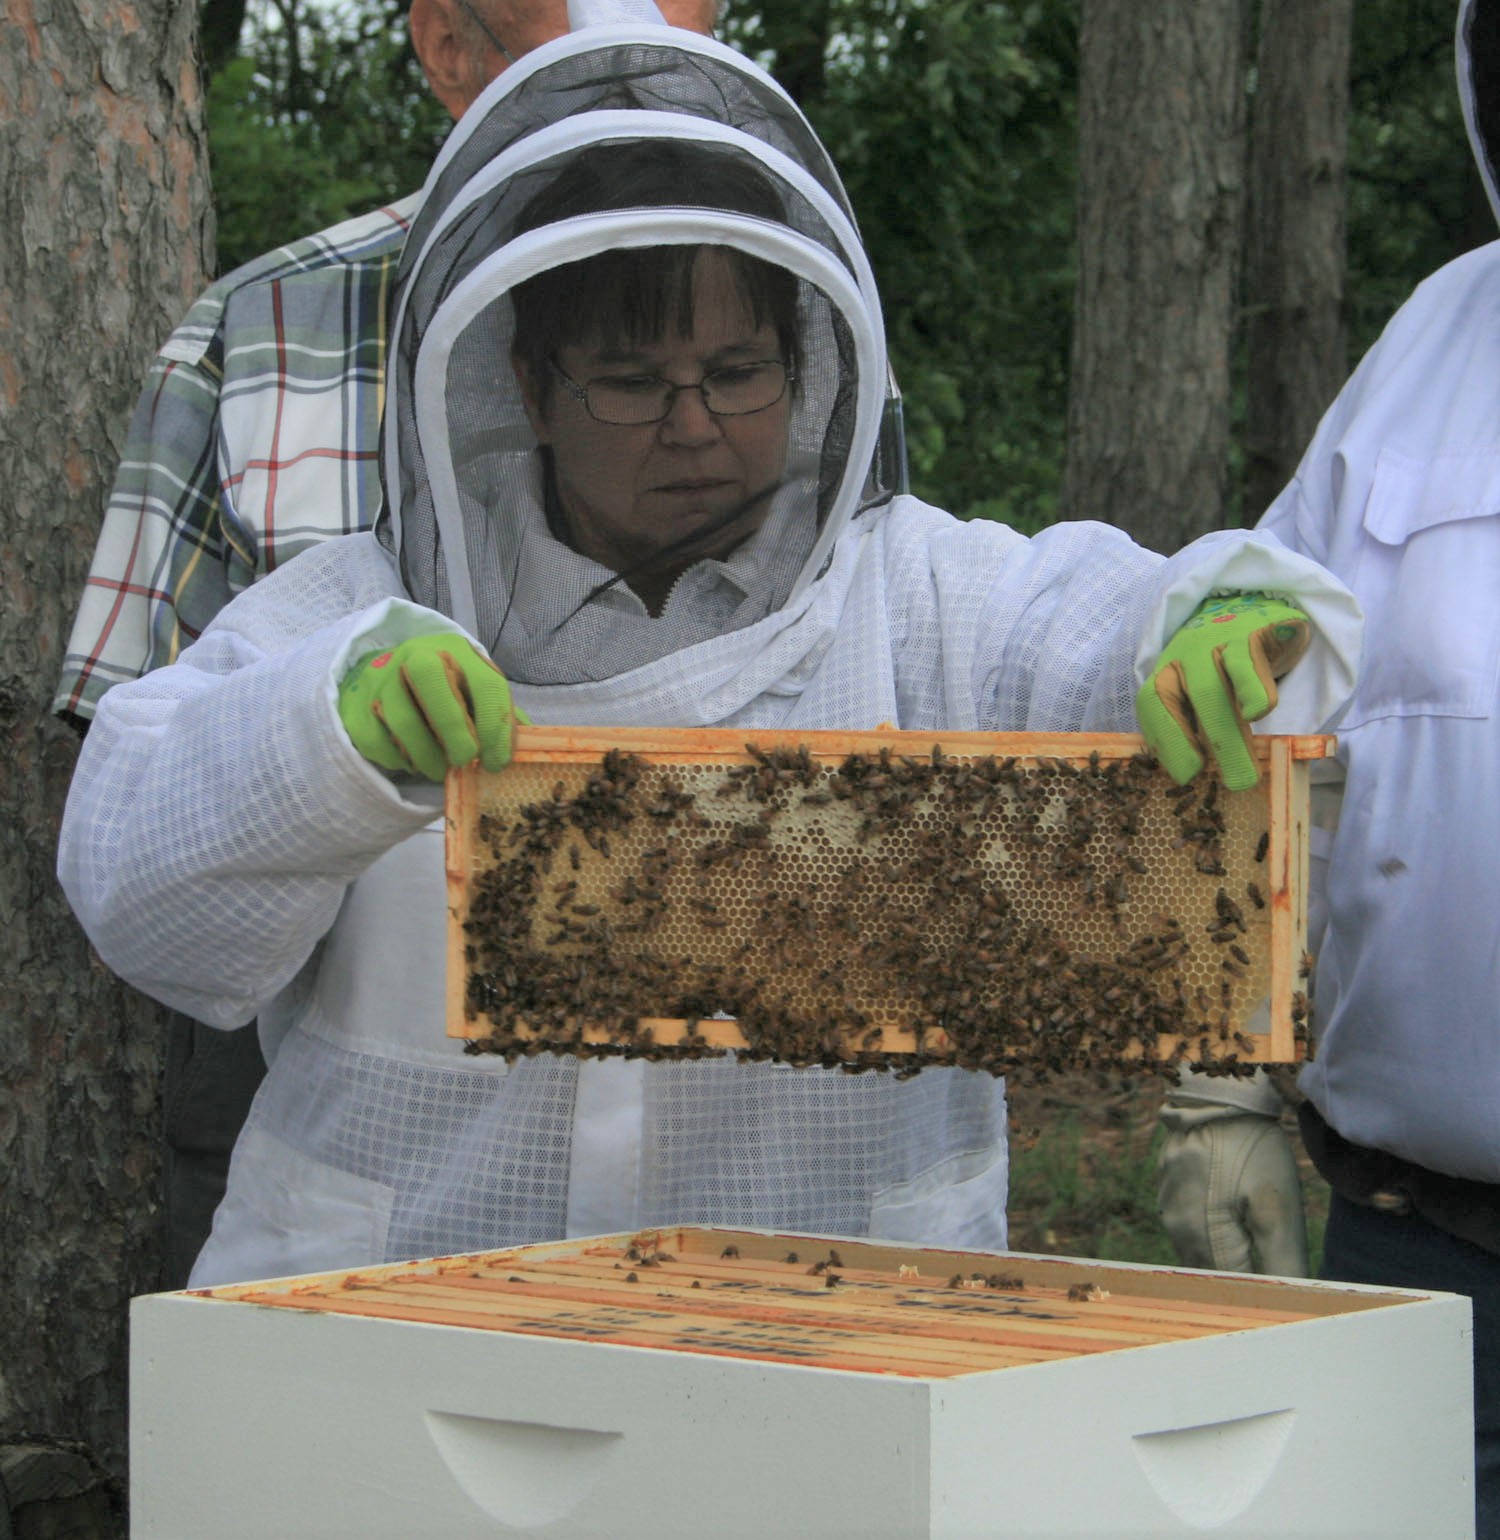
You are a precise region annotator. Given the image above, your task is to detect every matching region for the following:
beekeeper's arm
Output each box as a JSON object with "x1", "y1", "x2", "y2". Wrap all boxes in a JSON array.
[
  {"x1": 1144, "y1": 426, "x2": 1362, "y2": 1276},
  {"x1": 57, "y1": 551, "x2": 519, "y2": 1030}
]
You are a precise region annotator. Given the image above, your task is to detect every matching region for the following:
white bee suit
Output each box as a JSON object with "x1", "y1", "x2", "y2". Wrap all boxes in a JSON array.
[{"x1": 58, "y1": 18, "x2": 1361, "y2": 1288}]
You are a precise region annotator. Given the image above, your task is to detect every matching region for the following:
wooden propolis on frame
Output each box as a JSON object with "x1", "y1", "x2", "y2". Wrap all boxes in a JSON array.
[{"x1": 446, "y1": 727, "x2": 1332, "y2": 1072}]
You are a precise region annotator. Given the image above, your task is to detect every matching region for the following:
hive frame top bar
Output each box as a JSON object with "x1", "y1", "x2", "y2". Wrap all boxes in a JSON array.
[{"x1": 487, "y1": 725, "x2": 1336, "y2": 766}]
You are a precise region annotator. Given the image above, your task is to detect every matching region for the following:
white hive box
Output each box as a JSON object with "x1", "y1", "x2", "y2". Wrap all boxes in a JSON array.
[{"x1": 131, "y1": 1227, "x2": 1473, "y2": 1540}]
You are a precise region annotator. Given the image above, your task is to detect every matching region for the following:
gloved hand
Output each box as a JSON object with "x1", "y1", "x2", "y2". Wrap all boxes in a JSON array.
[
  {"x1": 1157, "y1": 1079, "x2": 1310, "y2": 1277},
  {"x1": 1137, "y1": 592, "x2": 1311, "y2": 790},
  {"x1": 337, "y1": 634, "x2": 525, "y2": 781}
]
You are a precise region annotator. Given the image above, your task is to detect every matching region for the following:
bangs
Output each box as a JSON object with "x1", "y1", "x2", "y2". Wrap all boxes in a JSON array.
[{"x1": 512, "y1": 243, "x2": 801, "y2": 378}]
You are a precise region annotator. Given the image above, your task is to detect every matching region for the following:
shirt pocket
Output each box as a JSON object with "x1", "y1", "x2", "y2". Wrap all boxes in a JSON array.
[{"x1": 1340, "y1": 446, "x2": 1500, "y2": 727}]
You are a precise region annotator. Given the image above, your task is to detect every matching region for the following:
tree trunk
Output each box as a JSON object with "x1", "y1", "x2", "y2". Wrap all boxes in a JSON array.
[
  {"x1": 200, "y1": 0, "x2": 251, "y2": 78},
  {"x1": 1061, "y1": 0, "x2": 1250, "y2": 550},
  {"x1": 1243, "y1": 0, "x2": 1353, "y2": 520},
  {"x1": 0, "y1": 0, "x2": 212, "y2": 1513}
]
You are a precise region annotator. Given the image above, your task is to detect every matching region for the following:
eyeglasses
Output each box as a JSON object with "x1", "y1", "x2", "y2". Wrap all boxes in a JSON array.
[
  {"x1": 453, "y1": 0, "x2": 515, "y2": 64},
  {"x1": 550, "y1": 359, "x2": 793, "y2": 426}
]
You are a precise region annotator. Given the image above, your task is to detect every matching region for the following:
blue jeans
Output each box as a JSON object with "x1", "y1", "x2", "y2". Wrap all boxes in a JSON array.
[{"x1": 1322, "y1": 1191, "x2": 1499, "y2": 1539}]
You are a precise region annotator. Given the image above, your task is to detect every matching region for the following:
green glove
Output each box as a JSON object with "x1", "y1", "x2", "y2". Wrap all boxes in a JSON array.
[
  {"x1": 337, "y1": 634, "x2": 525, "y2": 782},
  {"x1": 1137, "y1": 592, "x2": 1310, "y2": 791}
]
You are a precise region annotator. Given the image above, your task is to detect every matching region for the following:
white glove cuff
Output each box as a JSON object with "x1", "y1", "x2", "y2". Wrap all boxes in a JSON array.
[{"x1": 1163, "y1": 1064, "x2": 1285, "y2": 1120}]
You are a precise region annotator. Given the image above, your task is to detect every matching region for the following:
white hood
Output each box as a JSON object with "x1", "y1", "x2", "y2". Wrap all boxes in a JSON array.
[
  {"x1": 1459, "y1": 0, "x2": 1500, "y2": 222},
  {"x1": 378, "y1": 19, "x2": 898, "y2": 688}
]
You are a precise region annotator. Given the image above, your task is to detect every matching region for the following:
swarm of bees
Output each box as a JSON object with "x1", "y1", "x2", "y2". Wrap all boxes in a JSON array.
[{"x1": 460, "y1": 741, "x2": 1294, "y2": 1079}]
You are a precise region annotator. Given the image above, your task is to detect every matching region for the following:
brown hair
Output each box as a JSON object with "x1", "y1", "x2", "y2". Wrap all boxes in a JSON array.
[{"x1": 509, "y1": 140, "x2": 801, "y2": 399}]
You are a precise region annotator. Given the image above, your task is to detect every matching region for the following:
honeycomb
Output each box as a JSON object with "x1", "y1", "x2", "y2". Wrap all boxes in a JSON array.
[{"x1": 449, "y1": 731, "x2": 1318, "y2": 1076}]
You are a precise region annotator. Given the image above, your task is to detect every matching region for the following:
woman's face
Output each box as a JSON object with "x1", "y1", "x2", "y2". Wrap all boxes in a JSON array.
[{"x1": 518, "y1": 249, "x2": 792, "y2": 610}]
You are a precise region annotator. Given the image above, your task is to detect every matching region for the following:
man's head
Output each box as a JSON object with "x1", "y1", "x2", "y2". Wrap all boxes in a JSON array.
[{"x1": 410, "y1": 0, "x2": 720, "y2": 119}]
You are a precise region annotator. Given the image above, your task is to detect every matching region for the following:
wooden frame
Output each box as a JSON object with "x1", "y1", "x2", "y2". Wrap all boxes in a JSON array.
[
  {"x1": 204, "y1": 1225, "x2": 1404, "y2": 1380},
  {"x1": 446, "y1": 726, "x2": 1332, "y2": 1067}
]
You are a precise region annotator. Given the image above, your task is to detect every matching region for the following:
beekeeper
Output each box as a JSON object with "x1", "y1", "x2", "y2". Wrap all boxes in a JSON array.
[
  {"x1": 57, "y1": 4, "x2": 1361, "y2": 1289},
  {"x1": 1157, "y1": 1, "x2": 1500, "y2": 1528}
]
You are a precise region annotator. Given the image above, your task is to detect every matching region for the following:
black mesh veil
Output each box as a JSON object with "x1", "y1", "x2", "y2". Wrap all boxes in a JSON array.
[
  {"x1": 1462, "y1": 0, "x2": 1500, "y2": 224},
  {"x1": 401, "y1": 32, "x2": 856, "y2": 291},
  {"x1": 378, "y1": 24, "x2": 894, "y2": 688}
]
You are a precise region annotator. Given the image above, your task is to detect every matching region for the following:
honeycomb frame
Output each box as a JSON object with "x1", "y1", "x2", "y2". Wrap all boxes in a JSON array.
[{"x1": 446, "y1": 727, "x2": 1330, "y2": 1074}]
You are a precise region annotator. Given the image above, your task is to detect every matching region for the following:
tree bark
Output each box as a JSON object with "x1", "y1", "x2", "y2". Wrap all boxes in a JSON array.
[
  {"x1": 1061, "y1": 0, "x2": 1250, "y2": 550},
  {"x1": 1243, "y1": 0, "x2": 1353, "y2": 520},
  {"x1": 0, "y1": 0, "x2": 211, "y2": 1505}
]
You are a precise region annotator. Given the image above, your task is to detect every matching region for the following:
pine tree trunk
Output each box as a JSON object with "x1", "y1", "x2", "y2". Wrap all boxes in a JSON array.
[
  {"x1": 0, "y1": 0, "x2": 212, "y2": 1515},
  {"x1": 1243, "y1": 0, "x2": 1353, "y2": 520},
  {"x1": 1062, "y1": 0, "x2": 1250, "y2": 550}
]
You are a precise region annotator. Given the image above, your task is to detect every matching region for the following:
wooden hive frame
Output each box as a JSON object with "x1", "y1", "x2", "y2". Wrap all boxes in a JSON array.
[
  {"x1": 446, "y1": 726, "x2": 1332, "y2": 1071},
  {"x1": 204, "y1": 1227, "x2": 1403, "y2": 1380}
]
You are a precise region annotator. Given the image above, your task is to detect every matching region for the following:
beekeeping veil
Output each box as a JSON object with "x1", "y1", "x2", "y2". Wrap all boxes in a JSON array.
[
  {"x1": 1460, "y1": 0, "x2": 1500, "y2": 224},
  {"x1": 379, "y1": 1, "x2": 897, "y2": 687}
]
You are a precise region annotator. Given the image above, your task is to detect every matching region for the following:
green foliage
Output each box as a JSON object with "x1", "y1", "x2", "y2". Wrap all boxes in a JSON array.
[
  {"x1": 201, "y1": 0, "x2": 1494, "y2": 531},
  {"x1": 1347, "y1": 0, "x2": 1491, "y2": 360},
  {"x1": 724, "y1": 0, "x2": 1079, "y2": 527},
  {"x1": 1007, "y1": 1106, "x2": 1177, "y2": 1265},
  {"x1": 204, "y1": 0, "x2": 451, "y2": 274}
]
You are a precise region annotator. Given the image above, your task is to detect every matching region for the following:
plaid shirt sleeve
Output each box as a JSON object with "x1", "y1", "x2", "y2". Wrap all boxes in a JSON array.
[
  {"x1": 55, "y1": 197, "x2": 417, "y2": 724},
  {"x1": 54, "y1": 304, "x2": 233, "y2": 722}
]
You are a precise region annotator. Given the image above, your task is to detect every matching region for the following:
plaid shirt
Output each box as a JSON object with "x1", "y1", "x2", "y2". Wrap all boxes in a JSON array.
[{"x1": 55, "y1": 194, "x2": 420, "y2": 721}]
